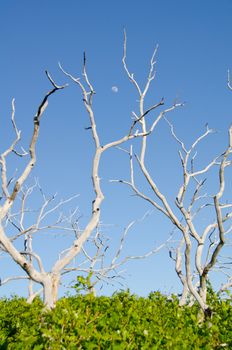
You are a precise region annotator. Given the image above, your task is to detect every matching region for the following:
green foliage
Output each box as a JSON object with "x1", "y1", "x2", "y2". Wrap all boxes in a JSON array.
[
  {"x1": 73, "y1": 272, "x2": 94, "y2": 295},
  {"x1": 0, "y1": 292, "x2": 231, "y2": 349}
]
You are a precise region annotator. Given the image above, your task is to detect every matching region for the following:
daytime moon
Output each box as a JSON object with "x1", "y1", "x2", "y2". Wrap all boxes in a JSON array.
[{"x1": 111, "y1": 86, "x2": 118, "y2": 93}]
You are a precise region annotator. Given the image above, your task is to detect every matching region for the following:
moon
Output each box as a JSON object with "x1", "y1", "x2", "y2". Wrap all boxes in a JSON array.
[{"x1": 111, "y1": 86, "x2": 118, "y2": 93}]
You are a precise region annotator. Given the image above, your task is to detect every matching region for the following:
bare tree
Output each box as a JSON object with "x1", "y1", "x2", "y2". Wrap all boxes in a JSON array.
[
  {"x1": 112, "y1": 31, "x2": 232, "y2": 316},
  {"x1": 0, "y1": 49, "x2": 162, "y2": 309}
]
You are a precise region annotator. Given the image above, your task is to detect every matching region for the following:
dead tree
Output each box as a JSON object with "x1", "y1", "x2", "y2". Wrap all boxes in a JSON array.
[
  {"x1": 112, "y1": 31, "x2": 232, "y2": 316},
  {"x1": 0, "y1": 51, "x2": 160, "y2": 309}
]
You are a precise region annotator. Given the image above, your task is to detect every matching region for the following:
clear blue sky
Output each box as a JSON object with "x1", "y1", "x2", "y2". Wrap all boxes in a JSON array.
[{"x1": 0, "y1": 0, "x2": 231, "y2": 298}]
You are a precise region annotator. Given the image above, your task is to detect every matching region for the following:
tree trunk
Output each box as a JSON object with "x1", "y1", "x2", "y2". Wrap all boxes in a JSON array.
[
  {"x1": 42, "y1": 274, "x2": 60, "y2": 310},
  {"x1": 199, "y1": 274, "x2": 207, "y2": 304},
  {"x1": 179, "y1": 281, "x2": 189, "y2": 306}
]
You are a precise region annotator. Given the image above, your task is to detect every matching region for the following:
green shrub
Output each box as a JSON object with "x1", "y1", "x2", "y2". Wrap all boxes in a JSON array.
[{"x1": 0, "y1": 292, "x2": 231, "y2": 349}]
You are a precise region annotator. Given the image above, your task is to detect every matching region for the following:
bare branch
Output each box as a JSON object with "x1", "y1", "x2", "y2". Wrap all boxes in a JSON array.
[
  {"x1": 0, "y1": 73, "x2": 67, "y2": 219},
  {"x1": 0, "y1": 275, "x2": 30, "y2": 286},
  {"x1": 20, "y1": 251, "x2": 45, "y2": 273},
  {"x1": 122, "y1": 30, "x2": 142, "y2": 95},
  {"x1": 128, "y1": 98, "x2": 164, "y2": 136},
  {"x1": 227, "y1": 69, "x2": 232, "y2": 91}
]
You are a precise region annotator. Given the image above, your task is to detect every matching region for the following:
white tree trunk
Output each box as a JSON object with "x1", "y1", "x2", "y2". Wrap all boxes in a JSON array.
[{"x1": 42, "y1": 274, "x2": 60, "y2": 309}]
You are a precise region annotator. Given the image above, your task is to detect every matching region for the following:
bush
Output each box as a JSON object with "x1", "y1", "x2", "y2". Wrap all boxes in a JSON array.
[{"x1": 0, "y1": 292, "x2": 231, "y2": 349}]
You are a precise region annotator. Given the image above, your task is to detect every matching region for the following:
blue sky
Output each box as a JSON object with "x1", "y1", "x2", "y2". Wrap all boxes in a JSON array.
[{"x1": 0, "y1": 0, "x2": 231, "y2": 298}]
